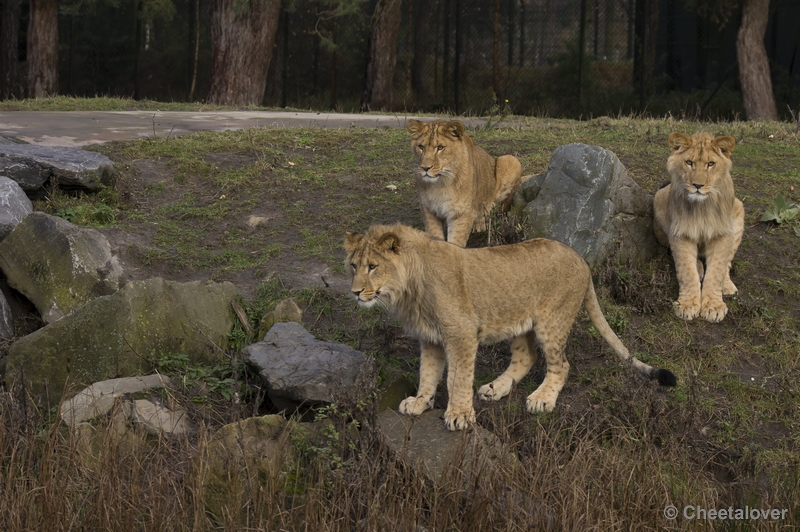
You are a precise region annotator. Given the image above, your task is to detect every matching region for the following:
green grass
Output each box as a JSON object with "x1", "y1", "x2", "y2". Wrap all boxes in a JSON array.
[{"x1": 8, "y1": 108, "x2": 800, "y2": 530}]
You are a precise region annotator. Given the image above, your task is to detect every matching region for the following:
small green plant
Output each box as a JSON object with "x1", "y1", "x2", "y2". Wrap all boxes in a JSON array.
[
  {"x1": 153, "y1": 351, "x2": 238, "y2": 402},
  {"x1": 762, "y1": 194, "x2": 800, "y2": 234}
]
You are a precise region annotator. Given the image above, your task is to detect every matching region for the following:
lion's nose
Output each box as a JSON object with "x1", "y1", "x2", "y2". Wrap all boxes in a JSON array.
[
  {"x1": 692, "y1": 183, "x2": 703, "y2": 191},
  {"x1": 352, "y1": 289, "x2": 363, "y2": 297}
]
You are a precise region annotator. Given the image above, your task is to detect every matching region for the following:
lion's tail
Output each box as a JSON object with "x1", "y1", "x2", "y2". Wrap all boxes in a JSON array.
[{"x1": 583, "y1": 279, "x2": 677, "y2": 387}]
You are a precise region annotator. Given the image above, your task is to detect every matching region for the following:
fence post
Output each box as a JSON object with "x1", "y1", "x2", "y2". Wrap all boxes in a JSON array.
[{"x1": 454, "y1": 0, "x2": 461, "y2": 114}]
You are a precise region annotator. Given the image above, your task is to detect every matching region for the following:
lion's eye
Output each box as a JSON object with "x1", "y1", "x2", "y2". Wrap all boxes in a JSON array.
[
  {"x1": 437, "y1": 145, "x2": 444, "y2": 151},
  {"x1": 685, "y1": 160, "x2": 694, "y2": 167},
  {"x1": 707, "y1": 161, "x2": 715, "y2": 168},
  {"x1": 350, "y1": 263, "x2": 356, "y2": 271},
  {"x1": 368, "y1": 264, "x2": 377, "y2": 272},
  {"x1": 417, "y1": 144, "x2": 424, "y2": 151}
]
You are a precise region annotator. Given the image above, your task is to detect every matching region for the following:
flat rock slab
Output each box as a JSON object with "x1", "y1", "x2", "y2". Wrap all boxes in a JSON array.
[
  {"x1": 0, "y1": 137, "x2": 114, "y2": 192},
  {"x1": 377, "y1": 409, "x2": 518, "y2": 484},
  {"x1": 242, "y1": 321, "x2": 376, "y2": 406},
  {"x1": 61, "y1": 374, "x2": 172, "y2": 426}
]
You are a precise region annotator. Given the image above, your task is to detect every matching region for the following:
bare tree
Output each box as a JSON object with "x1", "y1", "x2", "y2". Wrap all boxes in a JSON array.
[
  {"x1": 360, "y1": 0, "x2": 403, "y2": 111},
  {"x1": 736, "y1": 0, "x2": 777, "y2": 119},
  {"x1": 1, "y1": 0, "x2": 22, "y2": 98},
  {"x1": 208, "y1": 0, "x2": 282, "y2": 106},
  {"x1": 27, "y1": 0, "x2": 59, "y2": 98}
]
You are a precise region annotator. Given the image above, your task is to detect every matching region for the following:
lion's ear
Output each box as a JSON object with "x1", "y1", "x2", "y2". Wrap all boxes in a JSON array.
[
  {"x1": 446, "y1": 120, "x2": 465, "y2": 138},
  {"x1": 344, "y1": 232, "x2": 363, "y2": 252},
  {"x1": 668, "y1": 132, "x2": 691, "y2": 151},
  {"x1": 406, "y1": 119, "x2": 423, "y2": 135},
  {"x1": 376, "y1": 232, "x2": 401, "y2": 254},
  {"x1": 714, "y1": 135, "x2": 735, "y2": 157}
]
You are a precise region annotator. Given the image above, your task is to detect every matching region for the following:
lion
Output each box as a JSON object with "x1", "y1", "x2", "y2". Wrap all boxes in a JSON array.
[
  {"x1": 344, "y1": 223, "x2": 677, "y2": 431},
  {"x1": 406, "y1": 119, "x2": 525, "y2": 247},
  {"x1": 653, "y1": 131, "x2": 744, "y2": 323}
]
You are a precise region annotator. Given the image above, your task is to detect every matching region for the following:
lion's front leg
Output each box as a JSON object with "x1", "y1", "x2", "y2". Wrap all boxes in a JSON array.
[
  {"x1": 445, "y1": 214, "x2": 474, "y2": 248},
  {"x1": 669, "y1": 237, "x2": 702, "y2": 320},
  {"x1": 443, "y1": 338, "x2": 479, "y2": 431},
  {"x1": 398, "y1": 341, "x2": 446, "y2": 416},
  {"x1": 420, "y1": 207, "x2": 446, "y2": 241},
  {"x1": 699, "y1": 235, "x2": 737, "y2": 322}
]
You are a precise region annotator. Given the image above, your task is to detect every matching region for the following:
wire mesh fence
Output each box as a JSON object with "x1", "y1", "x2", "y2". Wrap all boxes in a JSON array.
[{"x1": 25, "y1": 0, "x2": 800, "y2": 119}]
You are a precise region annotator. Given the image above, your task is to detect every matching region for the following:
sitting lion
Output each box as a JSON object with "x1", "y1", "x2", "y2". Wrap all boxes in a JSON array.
[
  {"x1": 405, "y1": 119, "x2": 524, "y2": 247},
  {"x1": 344, "y1": 223, "x2": 676, "y2": 431},
  {"x1": 654, "y1": 132, "x2": 744, "y2": 323}
]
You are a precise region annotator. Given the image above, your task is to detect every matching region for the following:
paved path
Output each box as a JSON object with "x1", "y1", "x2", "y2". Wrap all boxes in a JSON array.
[{"x1": 0, "y1": 110, "x2": 489, "y2": 147}]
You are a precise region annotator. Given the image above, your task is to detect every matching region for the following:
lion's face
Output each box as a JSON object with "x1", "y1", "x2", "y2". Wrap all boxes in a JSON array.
[
  {"x1": 406, "y1": 119, "x2": 466, "y2": 184},
  {"x1": 667, "y1": 131, "x2": 735, "y2": 202},
  {"x1": 343, "y1": 230, "x2": 404, "y2": 309}
]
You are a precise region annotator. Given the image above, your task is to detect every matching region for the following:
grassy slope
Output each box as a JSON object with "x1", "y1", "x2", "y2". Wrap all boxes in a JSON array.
[{"x1": 2, "y1": 100, "x2": 800, "y2": 530}]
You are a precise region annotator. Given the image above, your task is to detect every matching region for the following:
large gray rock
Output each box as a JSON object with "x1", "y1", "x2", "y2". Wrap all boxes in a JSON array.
[
  {"x1": 513, "y1": 143, "x2": 659, "y2": 267},
  {"x1": 0, "y1": 212, "x2": 124, "y2": 323},
  {"x1": 0, "y1": 177, "x2": 33, "y2": 240},
  {"x1": 243, "y1": 321, "x2": 376, "y2": 408},
  {"x1": 0, "y1": 290, "x2": 13, "y2": 339},
  {"x1": 2, "y1": 278, "x2": 239, "y2": 404},
  {"x1": 0, "y1": 138, "x2": 115, "y2": 193}
]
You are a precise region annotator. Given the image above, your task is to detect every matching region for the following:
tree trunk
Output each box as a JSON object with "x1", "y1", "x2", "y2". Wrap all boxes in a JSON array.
[
  {"x1": 736, "y1": 0, "x2": 778, "y2": 120},
  {"x1": 1, "y1": 0, "x2": 22, "y2": 99},
  {"x1": 492, "y1": 0, "x2": 500, "y2": 101},
  {"x1": 208, "y1": 0, "x2": 281, "y2": 107},
  {"x1": 27, "y1": 0, "x2": 59, "y2": 98},
  {"x1": 360, "y1": 0, "x2": 402, "y2": 111}
]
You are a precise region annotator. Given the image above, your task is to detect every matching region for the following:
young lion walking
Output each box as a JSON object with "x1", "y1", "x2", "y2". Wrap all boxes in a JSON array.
[
  {"x1": 406, "y1": 119, "x2": 524, "y2": 247},
  {"x1": 344, "y1": 223, "x2": 677, "y2": 431}
]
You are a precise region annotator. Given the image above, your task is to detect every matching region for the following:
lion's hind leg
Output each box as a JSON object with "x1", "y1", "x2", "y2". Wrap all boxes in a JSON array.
[
  {"x1": 494, "y1": 155, "x2": 523, "y2": 212},
  {"x1": 478, "y1": 332, "x2": 537, "y2": 402},
  {"x1": 526, "y1": 322, "x2": 571, "y2": 413}
]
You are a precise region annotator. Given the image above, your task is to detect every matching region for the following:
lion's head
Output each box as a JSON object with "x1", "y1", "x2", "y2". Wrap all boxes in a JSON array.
[
  {"x1": 406, "y1": 119, "x2": 468, "y2": 184},
  {"x1": 344, "y1": 226, "x2": 409, "y2": 309},
  {"x1": 667, "y1": 131, "x2": 735, "y2": 203}
]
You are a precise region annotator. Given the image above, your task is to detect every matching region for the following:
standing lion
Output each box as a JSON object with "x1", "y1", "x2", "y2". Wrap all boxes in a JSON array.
[
  {"x1": 654, "y1": 131, "x2": 744, "y2": 323},
  {"x1": 345, "y1": 223, "x2": 676, "y2": 431},
  {"x1": 405, "y1": 119, "x2": 524, "y2": 247}
]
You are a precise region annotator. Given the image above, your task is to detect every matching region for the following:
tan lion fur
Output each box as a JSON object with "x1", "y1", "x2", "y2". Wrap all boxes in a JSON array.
[
  {"x1": 344, "y1": 223, "x2": 676, "y2": 431},
  {"x1": 654, "y1": 131, "x2": 744, "y2": 323},
  {"x1": 405, "y1": 119, "x2": 525, "y2": 247}
]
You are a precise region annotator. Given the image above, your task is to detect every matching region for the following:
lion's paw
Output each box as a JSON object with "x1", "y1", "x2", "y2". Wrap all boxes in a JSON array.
[
  {"x1": 526, "y1": 390, "x2": 557, "y2": 413},
  {"x1": 477, "y1": 376, "x2": 513, "y2": 402},
  {"x1": 673, "y1": 298, "x2": 700, "y2": 320},
  {"x1": 723, "y1": 279, "x2": 738, "y2": 296},
  {"x1": 398, "y1": 396, "x2": 433, "y2": 416},
  {"x1": 700, "y1": 300, "x2": 728, "y2": 323},
  {"x1": 443, "y1": 406, "x2": 476, "y2": 431}
]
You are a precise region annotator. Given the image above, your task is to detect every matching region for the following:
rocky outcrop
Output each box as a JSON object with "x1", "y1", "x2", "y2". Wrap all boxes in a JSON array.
[
  {"x1": 242, "y1": 321, "x2": 376, "y2": 412},
  {"x1": 513, "y1": 143, "x2": 659, "y2": 267},
  {"x1": 0, "y1": 138, "x2": 115, "y2": 193},
  {"x1": 0, "y1": 212, "x2": 124, "y2": 323},
  {"x1": 2, "y1": 278, "x2": 239, "y2": 404},
  {"x1": 0, "y1": 176, "x2": 33, "y2": 240}
]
